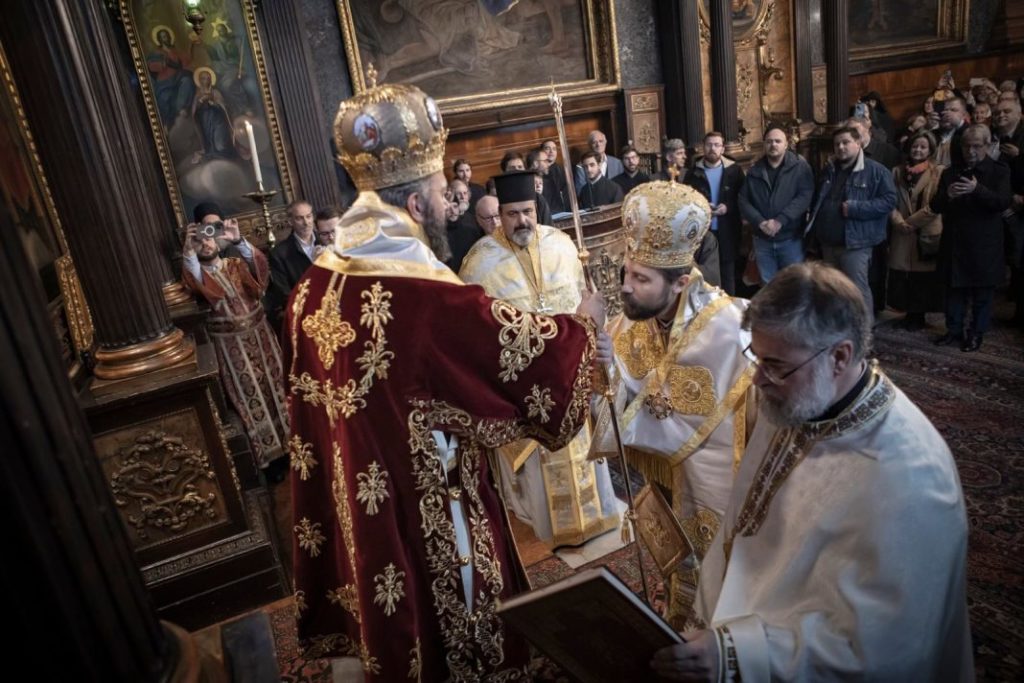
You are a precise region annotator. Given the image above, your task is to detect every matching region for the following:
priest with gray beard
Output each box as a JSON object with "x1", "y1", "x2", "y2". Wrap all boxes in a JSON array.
[{"x1": 651, "y1": 262, "x2": 972, "y2": 683}]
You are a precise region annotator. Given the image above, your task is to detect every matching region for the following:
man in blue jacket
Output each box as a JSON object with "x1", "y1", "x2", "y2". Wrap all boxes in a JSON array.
[
  {"x1": 738, "y1": 124, "x2": 815, "y2": 284},
  {"x1": 807, "y1": 126, "x2": 897, "y2": 318}
]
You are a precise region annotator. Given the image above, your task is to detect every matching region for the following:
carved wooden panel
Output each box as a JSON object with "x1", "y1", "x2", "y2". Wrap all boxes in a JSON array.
[
  {"x1": 625, "y1": 85, "x2": 665, "y2": 156},
  {"x1": 87, "y1": 351, "x2": 247, "y2": 567},
  {"x1": 95, "y1": 406, "x2": 229, "y2": 552}
]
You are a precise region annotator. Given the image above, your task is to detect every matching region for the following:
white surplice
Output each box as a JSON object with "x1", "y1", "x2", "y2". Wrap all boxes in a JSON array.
[{"x1": 695, "y1": 366, "x2": 974, "y2": 682}]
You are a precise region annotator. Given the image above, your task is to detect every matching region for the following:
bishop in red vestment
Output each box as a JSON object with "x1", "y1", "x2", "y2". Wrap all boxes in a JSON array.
[{"x1": 284, "y1": 78, "x2": 601, "y2": 680}]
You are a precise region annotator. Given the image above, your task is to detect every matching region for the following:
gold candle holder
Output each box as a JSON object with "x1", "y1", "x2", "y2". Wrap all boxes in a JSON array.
[{"x1": 244, "y1": 187, "x2": 278, "y2": 249}]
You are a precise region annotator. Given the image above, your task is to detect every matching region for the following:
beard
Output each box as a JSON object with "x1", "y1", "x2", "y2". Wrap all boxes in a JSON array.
[
  {"x1": 621, "y1": 285, "x2": 672, "y2": 321},
  {"x1": 759, "y1": 356, "x2": 836, "y2": 427},
  {"x1": 422, "y1": 208, "x2": 452, "y2": 263},
  {"x1": 510, "y1": 225, "x2": 534, "y2": 248}
]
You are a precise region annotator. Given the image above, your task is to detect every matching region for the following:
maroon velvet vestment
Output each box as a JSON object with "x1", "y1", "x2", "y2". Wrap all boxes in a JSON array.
[
  {"x1": 183, "y1": 251, "x2": 288, "y2": 466},
  {"x1": 283, "y1": 248, "x2": 595, "y2": 681}
]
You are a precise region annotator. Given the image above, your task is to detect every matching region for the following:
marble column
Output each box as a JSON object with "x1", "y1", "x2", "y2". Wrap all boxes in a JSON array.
[
  {"x1": 0, "y1": 0, "x2": 194, "y2": 381},
  {"x1": 656, "y1": 0, "x2": 706, "y2": 146},
  {"x1": 260, "y1": 0, "x2": 341, "y2": 211},
  {"x1": 824, "y1": 0, "x2": 851, "y2": 124},
  {"x1": 709, "y1": 0, "x2": 740, "y2": 145}
]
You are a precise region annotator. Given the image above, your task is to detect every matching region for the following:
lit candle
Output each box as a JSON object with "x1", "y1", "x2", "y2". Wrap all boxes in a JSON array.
[{"x1": 244, "y1": 120, "x2": 263, "y2": 188}]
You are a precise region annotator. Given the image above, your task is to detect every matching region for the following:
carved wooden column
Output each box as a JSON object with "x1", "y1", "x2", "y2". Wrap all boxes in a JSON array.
[
  {"x1": 0, "y1": 0, "x2": 194, "y2": 381},
  {"x1": 709, "y1": 0, "x2": 740, "y2": 146},
  {"x1": 824, "y1": 0, "x2": 850, "y2": 124},
  {"x1": 259, "y1": 0, "x2": 342, "y2": 210},
  {"x1": 0, "y1": 189, "x2": 195, "y2": 681},
  {"x1": 656, "y1": 0, "x2": 706, "y2": 146}
]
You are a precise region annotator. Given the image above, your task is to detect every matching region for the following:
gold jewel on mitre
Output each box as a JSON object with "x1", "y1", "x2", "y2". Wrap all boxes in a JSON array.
[
  {"x1": 621, "y1": 181, "x2": 711, "y2": 269},
  {"x1": 333, "y1": 63, "x2": 449, "y2": 191}
]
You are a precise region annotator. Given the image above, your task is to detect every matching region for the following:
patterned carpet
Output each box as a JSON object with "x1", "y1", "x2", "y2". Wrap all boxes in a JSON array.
[
  {"x1": 872, "y1": 310, "x2": 1024, "y2": 682},
  {"x1": 264, "y1": 309, "x2": 1022, "y2": 681}
]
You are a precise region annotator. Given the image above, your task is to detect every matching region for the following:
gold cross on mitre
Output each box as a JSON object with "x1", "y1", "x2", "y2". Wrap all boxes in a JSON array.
[
  {"x1": 365, "y1": 62, "x2": 378, "y2": 88},
  {"x1": 667, "y1": 165, "x2": 680, "y2": 183}
]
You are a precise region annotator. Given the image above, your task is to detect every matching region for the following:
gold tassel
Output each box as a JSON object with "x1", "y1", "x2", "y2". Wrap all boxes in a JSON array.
[{"x1": 625, "y1": 448, "x2": 674, "y2": 490}]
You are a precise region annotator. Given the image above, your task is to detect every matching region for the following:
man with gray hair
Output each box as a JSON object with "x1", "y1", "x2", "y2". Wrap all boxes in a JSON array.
[
  {"x1": 655, "y1": 137, "x2": 688, "y2": 181},
  {"x1": 930, "y1": 123, "x2": 1012, "y2": 351},
  {"x1": 652, "y1": 262, "x2": 972, "y2": 682},
  {"x1": 573, "y1": 129, "x2": 624, "y2": 191}
]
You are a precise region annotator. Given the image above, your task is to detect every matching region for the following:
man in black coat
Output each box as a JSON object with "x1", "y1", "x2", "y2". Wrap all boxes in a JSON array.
[
  {"x1": 613, "y1": 145, "x2": 651, "y2": 195},
  {"x1": 577, "y1": 150, "x2": 624, "y2": 209},
  {"x1": 684, "y1": 132, "x2": 745, "y2": 294},
  {"x1": 738, "y1": 125, "x2": 815, "y2": 284},
  {"x1": 930, "y1": 124, "x2": 1013, "y2": 352},
  {"x1": 265, "y1": 199, "x2": 318, "y2": 331}
]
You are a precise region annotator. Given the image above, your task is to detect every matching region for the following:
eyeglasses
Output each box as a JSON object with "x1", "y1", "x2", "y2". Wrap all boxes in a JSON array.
[
  {"x1": 742, "y1": 343, "x2": 830, "y2": 385},
  {"x1": 477, "y1": 213, "x2": 501, "y2": 223},
  {"x1": 316, "y1": 230, "x2": 335, "y2": 240}
]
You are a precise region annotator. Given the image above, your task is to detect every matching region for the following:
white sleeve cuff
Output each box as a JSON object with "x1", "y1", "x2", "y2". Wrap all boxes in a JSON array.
[{"x1": 721, "y1": 614, "x2": 769, "y2": 683}]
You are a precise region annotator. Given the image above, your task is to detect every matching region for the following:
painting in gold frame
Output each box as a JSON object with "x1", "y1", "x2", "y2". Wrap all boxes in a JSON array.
[
  {"x1": 0, "y1": 38, "x2": 93, "y2": 369},
  {"x1": 337, "y1": 0, "x2": 620, "y2": 114},
  {"x1": 850, "y1": 0, "x2": 969, "y2": 62},
  {"x1": 119, "y1": 0, "x2": 293, "y2": 227}
]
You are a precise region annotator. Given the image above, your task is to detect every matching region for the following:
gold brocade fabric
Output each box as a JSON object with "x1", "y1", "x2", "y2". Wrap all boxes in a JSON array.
[
  {"x1": 459, "y1": 225, "x2": 585, "y2": 316},
  {"x1": 460, "y1": 225, "x2": 619, "y2": 546}
]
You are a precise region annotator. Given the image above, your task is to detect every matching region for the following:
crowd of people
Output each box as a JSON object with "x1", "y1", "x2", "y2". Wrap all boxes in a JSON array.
[{"x1": 170, "y1": 70, "x2": 1022, "y2": 681}]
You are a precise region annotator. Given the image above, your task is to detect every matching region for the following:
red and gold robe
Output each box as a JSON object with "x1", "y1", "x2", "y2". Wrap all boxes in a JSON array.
[
  {"x1": 184, "y1": 250, "x2": 288, "y2": 467},
  {"x1": 283, "y1": 192, "x2": 596, "y2": 681}
]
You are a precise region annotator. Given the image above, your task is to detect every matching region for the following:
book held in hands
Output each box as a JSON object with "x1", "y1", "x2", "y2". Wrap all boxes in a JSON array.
[{"x1": 496, "y1": 566, "x2": 683, "y2": 682}]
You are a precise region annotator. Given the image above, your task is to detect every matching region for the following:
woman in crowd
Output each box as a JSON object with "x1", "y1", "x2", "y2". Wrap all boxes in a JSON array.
[{"x1": 888, "y1": 130, "x2": 945, "y2": 329}]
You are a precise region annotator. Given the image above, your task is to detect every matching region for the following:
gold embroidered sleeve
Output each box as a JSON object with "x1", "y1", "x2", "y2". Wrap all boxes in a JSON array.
[{"x1": 490, "y1": 299, "x2": 559, "y2": 383}]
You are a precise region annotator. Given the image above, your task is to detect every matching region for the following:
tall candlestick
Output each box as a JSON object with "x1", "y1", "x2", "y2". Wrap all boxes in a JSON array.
[{"x1": 244, "y1": 120, "x2": 263, "y2": 188}]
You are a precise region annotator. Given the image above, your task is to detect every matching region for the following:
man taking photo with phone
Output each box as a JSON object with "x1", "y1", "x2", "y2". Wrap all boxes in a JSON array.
[{"x1": 183, "y1": 201, "x2": 289, "y2": 475}]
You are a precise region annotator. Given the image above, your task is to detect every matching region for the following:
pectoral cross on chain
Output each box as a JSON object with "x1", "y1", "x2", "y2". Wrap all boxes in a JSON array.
[{"x1": 536, "y1": 294, "x2": 554, "y2": 315}]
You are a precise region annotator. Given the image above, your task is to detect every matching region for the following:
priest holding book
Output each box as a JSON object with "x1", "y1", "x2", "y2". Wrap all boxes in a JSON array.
[{"x1": 651, "y1": 263, "x2": 972, "y2": 682}]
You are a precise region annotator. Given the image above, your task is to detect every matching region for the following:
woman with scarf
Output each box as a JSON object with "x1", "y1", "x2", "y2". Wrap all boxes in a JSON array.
[{"x1": 887, "y1": 130, "x2": 944, "y2": 329}]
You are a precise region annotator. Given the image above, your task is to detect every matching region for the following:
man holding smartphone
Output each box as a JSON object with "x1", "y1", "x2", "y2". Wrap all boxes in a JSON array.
[
  {"x1": 182, "y1": 201, "x2": 289, "y2": 471},
  {"x1": 930, "y1": 125, "x2": 1013, "y2": 351}
]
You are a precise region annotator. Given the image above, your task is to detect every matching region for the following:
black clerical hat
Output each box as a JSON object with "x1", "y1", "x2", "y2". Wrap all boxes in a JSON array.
[
  {"x1": 493, "y1": 171, "x2": 537, "y2": 205},
  {"x1": 193, "y1": 201, "x2": 223, "y2": 223}
]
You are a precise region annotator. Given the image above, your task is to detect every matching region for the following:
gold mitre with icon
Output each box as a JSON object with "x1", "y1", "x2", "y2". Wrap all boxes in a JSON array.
[
  {"x1": 621, "y1": 181, "x2": 711, "y2": 269},
  {"x1": 334, "y1": 64, "x2": 448, "y2": 191}
]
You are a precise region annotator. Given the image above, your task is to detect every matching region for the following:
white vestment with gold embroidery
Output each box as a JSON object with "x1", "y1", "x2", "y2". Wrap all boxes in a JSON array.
[
  {"x1": 695, "y1": 368, "x2": 973, "y2": 682},
  {"x1": 598, "y1": 274, "x2": 753, "y2": 554},
  {"x1": 460, "y1": 225, "x2": 620, "y2": 546}
]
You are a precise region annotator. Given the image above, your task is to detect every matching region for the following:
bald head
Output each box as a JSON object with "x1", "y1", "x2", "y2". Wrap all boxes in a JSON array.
[
  {"x1": 587, "y1": 130, "x2": 608, "y2": 159},
  {"x1": 474, "y1": 195, "x2": 500, "y2": 235}
]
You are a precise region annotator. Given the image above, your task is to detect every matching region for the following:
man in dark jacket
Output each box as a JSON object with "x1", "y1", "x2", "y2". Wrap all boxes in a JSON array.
[
  {"x1": 613, "y1": 145, "x2": 651, "y2": 195},
  {"x1": 265, "y1": 198, "x2": 318, "y2": 330},
  {"x1": 685, "y1": 131, "x2": 745, "y2": 294},
  {"x1": 738, "y1": 124, "x2": 815, "y2": 284},
  {"x1": 930, "y1": 124, "x2": 1013, "y2": 351},
  {"x1": 807, "y1": 126, "x2": 897, "y2": 319},
  {"x1": 577, "y1": 151, "x2": 624, "y2": 208},
  {"x1": 847, "y1": 116, "x2": 902, "y2": 314}
]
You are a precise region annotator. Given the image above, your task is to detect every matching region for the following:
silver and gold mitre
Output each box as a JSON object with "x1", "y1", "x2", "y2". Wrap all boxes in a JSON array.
[
  {"x1": 334, "y1": 64, "x2": 448, "y2": 191},
  {"x1": 621, "y1": 181, "x2": 711, "y2": 269}
]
